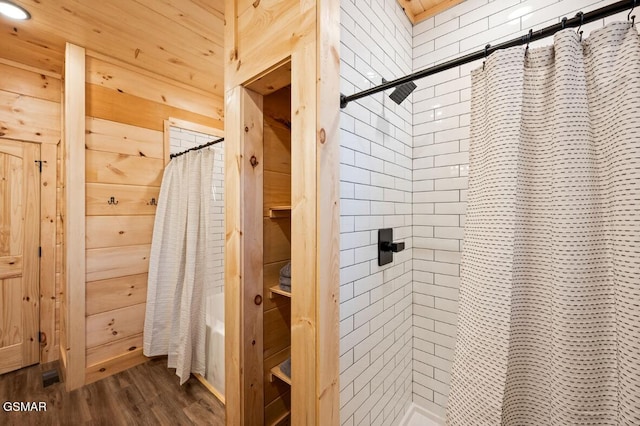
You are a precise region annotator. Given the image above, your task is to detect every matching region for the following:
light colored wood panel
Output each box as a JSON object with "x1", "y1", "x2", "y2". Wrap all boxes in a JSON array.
[
  {"x1": 86, "y1": 84, "x2": 222, "y2": 132},
  {"x1": 85, "y1": 149, "x2": 164, "y2": 186},
  {"x1": 234, "y1": 0, "x2": 315, "y2": 88},
  {"x1": 316, "y1": 0, "x2": 341, "y2": 423},
  {"x1": 0, "y1": 89, "x2": 61, "y2": 144},
  {"x1": 165, "y1": 117, "x2": 224, "y2": 141},
  {"x1": 21, "y1": 142, "x2": 40, "y2": 367},
  {"x1": 0, "y1": 343, "x2": 22, "y2": 375},
  {"x1": 86, "y1": 216, "x2": 155, "y2": 249},
  {"x1": 86, "y1": 183, "x2": 159, "y2": 216},
  {"x1": 0, "y1": 140, "x2": 24, "y2": 158},
  {"x1": 84, "y1": 347, "x2": 148, "y2": 385},
  {"x1": 133, "y1": 0, "x2": 224, "y2": 46},
  {"x1": 40, "y1": 144, "x2": 58, "y2": 362},
  {"x1": 0, "y1": 257, "x2": 22, "y2": 280},
  {"x1": 86, "y1": 274, "x2": 148, "y2": 316},
  {"x1": 0, "y1": 58, "x2": 61, "y2": 79},
  {"x1": 0, "y1": 31, "x2": 64, "y2": 76},
  {"x1": 86, "y1": 56, "x2": 223, "y2": 121},
  {"x1": 265, "y1": 391, "x2": 291, "y2": 426},
  {"x1": 4, "y1": 0, "x2": 223, "y2": 95},
  {"x1": 86, "y1": 117, "x2": 164, "y2": 159},
  {"x1": 263, "y1": 218, "x2": 291, "y2": 265},
  {"x1": 86, "y1": 332, "x2": 143, "y2": 367},
  {"x1": 1, "y1": 278, "x2": 22, "y2": 347},
  {"x1": 85, "y1": 303, "x2": 146, "y2": 348},
  {"x1": 264, "y1": 347, "x2": 291, "y2": 406},
  {"x1": 224, "y1": 85, "x2": 242, "y2": 426},
  {"x1": 0, "y1": 62, "x2": 61, "y2": 103},
  {"x1": 245, "y1": 59, "x2": 292, "y2": 96},
  {"x1": 241, "y1": 88, "x2": 264, "y2": 426},
  {"x1": 264, "y1": 171, "x2": 291, "y2": 217},
  {"x1": 263, "y1": 125, "x2": 291, "y2": 173},
  {"x1": 86, "y1": 245, "x2": 151, "y2": 282},
  {"x1": 264, "y1": 304, "x2": 291, "y2": 360},
  {"x1": 63, "y1": 43, "x2": 86, "y2": 393},
  {"x1": 8, "y1": 154, "x2": 22, "y2": 255},
  {"x1": 290, "y1": 41, "x2": 317, "y2": 426},
  {"x1": 263, "y1": 86, "x2": 291, "y2": 128}
]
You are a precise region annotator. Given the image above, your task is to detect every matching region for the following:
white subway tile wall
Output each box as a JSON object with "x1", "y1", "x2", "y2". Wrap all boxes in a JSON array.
[
  {"x1": 169, "y1": 127, "x2": 225, "y2": 295},
  {"x1": 340, "y1": 0, "x2": 414, "y2": 424},
  {"x1": 412, "y1": 0, "x2": 623, "y2": 418}
]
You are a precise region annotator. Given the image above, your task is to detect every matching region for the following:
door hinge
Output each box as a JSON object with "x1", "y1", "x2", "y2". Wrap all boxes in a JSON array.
[
  {"x1": 39, "y1": 247, "x2": 42, "y2": 257},
  {"x1": 34, "y1": 160, "x2": 47, "y2": 172}
]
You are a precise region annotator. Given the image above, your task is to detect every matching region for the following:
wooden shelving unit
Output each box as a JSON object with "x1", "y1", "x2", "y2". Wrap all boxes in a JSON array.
[
  {"x1": 269, "y1": 361, "x2": 292, "y2": 386},
  {"x1": 269, "y1": 205, "x2": 291, "y2": 218},
  {"x1": 269, "y1": 285, "x2": 292, "y2": 299}
]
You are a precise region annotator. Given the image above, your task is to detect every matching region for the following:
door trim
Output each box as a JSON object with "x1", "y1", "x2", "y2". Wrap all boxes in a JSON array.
[{"x1": 39, "y1": 143, "x2": 57, "y2": 363}]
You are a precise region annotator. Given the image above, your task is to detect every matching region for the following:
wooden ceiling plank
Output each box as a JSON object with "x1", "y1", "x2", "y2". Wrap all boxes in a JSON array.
[
  {"x1": 18, "y1": 0, "x2": 223, "y2": 93},
  {"x1": 0, "y1": 34, "x2": 63, "y2": 75},
  {"x1": 188, "y1": 0, "x2": 224, "y2": 21},
  {"x1": 413, "y1": 0, "x2": 466, "y2": 23},
  {"x1": 131, "y1": 0, "x2": 224, "y2": 47}
]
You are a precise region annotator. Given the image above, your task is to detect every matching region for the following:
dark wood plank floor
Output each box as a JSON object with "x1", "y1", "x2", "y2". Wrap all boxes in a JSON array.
[{"x1": 0, "y1": 357, "x2": 225, "y2": 426}]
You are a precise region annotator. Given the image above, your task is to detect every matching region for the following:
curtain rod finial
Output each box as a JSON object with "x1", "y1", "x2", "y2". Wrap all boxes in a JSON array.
[{"x1": 340, "y1": 93, "x2": 348, "y2": 109}]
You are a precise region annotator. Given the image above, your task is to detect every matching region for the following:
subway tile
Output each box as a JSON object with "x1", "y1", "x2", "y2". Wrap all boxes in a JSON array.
[
  {"x1": 434, "y1": 177, "x2": 469, "y2": 191},
  {"x1": 434, "y1": 202, "x2": 467, "y2": 215}
]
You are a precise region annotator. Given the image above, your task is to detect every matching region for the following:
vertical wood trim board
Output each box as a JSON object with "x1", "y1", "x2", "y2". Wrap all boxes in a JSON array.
[
  {"x1": 316, "y1": 0, "x2": 341, "y2": 423},
  {"x1": 63, "y1": 42, "x2": 86, "y2": 391},
  {"x1": 40, "y1": 143, "x2": 58, "y2": 363},
  {"x1": 241, "y1": 88, "x2": 265, "y2": 426},
  {"x1": 224, "y1": 85, "x2": 243, "y2": 426},
  {"x1": 290, "y1": 40, "x2": 318, "y2": 426}
]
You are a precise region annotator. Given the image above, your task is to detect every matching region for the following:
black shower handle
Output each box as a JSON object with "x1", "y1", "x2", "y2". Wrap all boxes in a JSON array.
[{"x1": 381, "y1": 241, "x2": 405, "y2": 253}]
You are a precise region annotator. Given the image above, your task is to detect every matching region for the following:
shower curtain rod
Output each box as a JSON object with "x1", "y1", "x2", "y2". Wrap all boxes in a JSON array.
[
  {"x1": 340, "y1": 0, "x2": 637, "y2": 109},
  {"x1": 170, "y1": 137, "x2": 225, "y2": 159}
]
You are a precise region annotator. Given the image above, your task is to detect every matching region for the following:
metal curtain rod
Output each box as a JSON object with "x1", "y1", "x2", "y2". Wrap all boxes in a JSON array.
[
  {"x1": 340, "y1": 0, "x2": 637, "y2": 108},
  {"x1": 170, "y1": 137, "x2": 225, "y2": 159}
]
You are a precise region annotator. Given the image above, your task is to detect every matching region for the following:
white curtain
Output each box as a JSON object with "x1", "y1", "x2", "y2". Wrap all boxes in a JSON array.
[
  {"x1": 143, "y1": 149, "x2": 216, "y2": 384},
  {"x1": 448, "y1": 22, "x2": 640, "y2": 425}
]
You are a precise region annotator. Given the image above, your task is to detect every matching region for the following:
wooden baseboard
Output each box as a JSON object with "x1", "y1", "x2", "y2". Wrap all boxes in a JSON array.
[
  {"x1": 85, "y1": 347, "x2": 148, "y2": 385},
  {"x1": 194, "y1": 373, "x2": 225, "y2": 405}
]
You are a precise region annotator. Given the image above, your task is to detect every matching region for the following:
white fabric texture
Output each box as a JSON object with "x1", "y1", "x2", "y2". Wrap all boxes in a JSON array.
[
  {"x1": 143, "y1": 149, "x2": 216, "y2": 385},
  {"x1": 448, "y1": 22, "x2": 640, "y2": 425}
]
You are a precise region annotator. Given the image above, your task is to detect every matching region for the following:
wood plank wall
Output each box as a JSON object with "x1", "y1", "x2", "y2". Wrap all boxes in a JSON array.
[
  {"x1": 262, "y1": 87, "x2": 292, "y2": 426},
  {"x1": 0, "y1": 59, "x2": 62, "y2": 365},
  {"x1": 83, "y1": 54, "x2": 224, "y2": 384}
]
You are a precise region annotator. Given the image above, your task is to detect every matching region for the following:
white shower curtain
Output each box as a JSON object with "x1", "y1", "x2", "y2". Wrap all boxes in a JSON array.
[
  {"x1": 448, "y1": 22, "x2": 640, "y2": 425},
  {"x1": 143, "y1": 149, "x2": 216, "y2": 384}
]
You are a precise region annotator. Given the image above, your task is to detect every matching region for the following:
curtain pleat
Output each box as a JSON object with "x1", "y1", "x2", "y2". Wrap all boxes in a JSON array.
[
  {"x1": 143, "y1": 149, "x2": 216, "y2": 385},
  {"x1": 448, "y1": 22, "x2": 640, "y2": 425}
]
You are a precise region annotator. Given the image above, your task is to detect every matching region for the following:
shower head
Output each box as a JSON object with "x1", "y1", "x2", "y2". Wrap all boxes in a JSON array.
[{"x1": 383, "y1": 78, "x2": 417, "y2": 105}]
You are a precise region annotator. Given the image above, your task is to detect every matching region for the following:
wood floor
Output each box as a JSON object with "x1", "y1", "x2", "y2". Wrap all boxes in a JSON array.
[{"x1": 0, "y1": 357, "x2": 225, "y2": 426}]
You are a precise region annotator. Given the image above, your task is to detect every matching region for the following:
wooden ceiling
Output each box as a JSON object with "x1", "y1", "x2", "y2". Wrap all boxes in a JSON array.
[
  {"x1": 397, "y1": 0, "x2": 466, "y2": 24},
  {"x1": 0, "y1": 0, "x2": 225, "y2": 95}
]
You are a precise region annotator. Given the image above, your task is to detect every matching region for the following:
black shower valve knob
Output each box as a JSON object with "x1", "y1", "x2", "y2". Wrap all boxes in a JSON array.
[{"x1": 381, "y1": 241, "x2": 405, "y2": 253}]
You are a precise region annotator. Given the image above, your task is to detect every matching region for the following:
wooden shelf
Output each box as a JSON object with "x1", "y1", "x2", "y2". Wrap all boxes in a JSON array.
[
  {"x1": 269, "y1": 285, "x2": 291, "y2": 299},
  {"x1": 268, "y1": 205, "x2": 291, "y2": 218},
  {"x1": 269, "y1": 362, "x2": 291, "y2": 386}
]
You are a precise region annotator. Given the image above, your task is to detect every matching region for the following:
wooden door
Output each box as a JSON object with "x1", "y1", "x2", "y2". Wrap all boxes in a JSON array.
[{"x1": 0, "y1": 139, "x2": 40, "y2": 374}]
